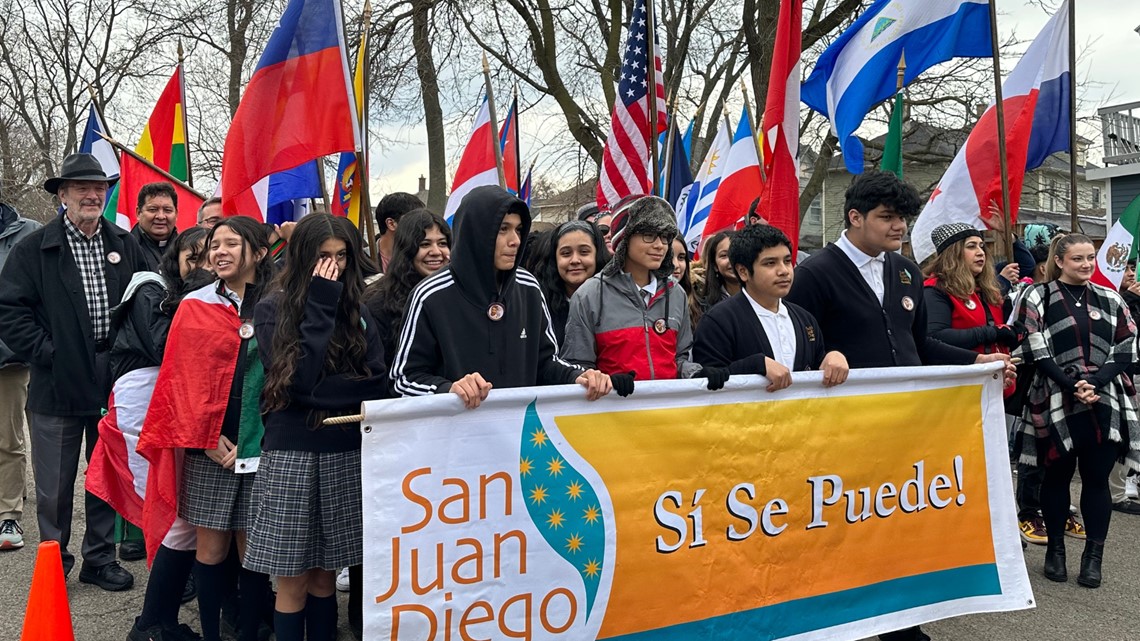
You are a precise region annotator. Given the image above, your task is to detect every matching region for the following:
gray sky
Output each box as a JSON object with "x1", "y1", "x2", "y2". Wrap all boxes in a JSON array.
[{"x1": 367, "y1": 1, "x2": 1140, "y2": 197}]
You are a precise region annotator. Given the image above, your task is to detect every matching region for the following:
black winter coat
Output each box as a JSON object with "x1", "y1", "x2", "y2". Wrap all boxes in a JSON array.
[{"x1": 0, "y1": 216, "x2": 146, "y2": 415}]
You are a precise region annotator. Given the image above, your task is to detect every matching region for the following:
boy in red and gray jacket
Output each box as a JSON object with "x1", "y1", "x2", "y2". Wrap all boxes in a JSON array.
[{"x1": 561, "y1": 196, "x2": 727, "y2": 392}]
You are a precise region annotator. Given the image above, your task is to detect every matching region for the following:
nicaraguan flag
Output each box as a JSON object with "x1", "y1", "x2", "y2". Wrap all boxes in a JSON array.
[{"x1": 801, "y1": 0, "x2": 992, "y2": 174}]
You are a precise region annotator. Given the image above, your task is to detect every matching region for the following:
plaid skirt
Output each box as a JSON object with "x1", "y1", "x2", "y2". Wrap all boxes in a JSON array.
[
  {"x1": 243, "y1": 449, "x2": 362, "y2": 576},
  {"x1": 179, "y1": 452, "x2": 257, "y2": 531}
]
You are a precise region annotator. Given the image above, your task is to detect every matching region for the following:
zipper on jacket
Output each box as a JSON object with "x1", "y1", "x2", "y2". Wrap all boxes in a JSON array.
[{"x1": 643, "y1": 307, "x2": 655, "y2": 380}]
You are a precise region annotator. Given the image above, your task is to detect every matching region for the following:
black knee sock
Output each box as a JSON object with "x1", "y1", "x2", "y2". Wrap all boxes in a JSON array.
[
  {"x1": 194, "y1": 560, "x2": 228, "y2": 641},
  {"x1": 306, "y1": 594, "x2": 338, "y2": 641},
  {"x1": 273, "y1": 609, "x2": 305, "y2": 641},
  {"x1": 138, "y1": 546, "x2": 195, "y2": 629},
  {"x1": 238, "y1": 568, "x2": 270, "y2": 641}
]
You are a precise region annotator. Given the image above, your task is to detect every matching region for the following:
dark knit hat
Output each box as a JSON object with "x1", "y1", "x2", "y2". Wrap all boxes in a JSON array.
[
  {"x1": 931, "y1": 222, "x2": 983, "y2": 256},
  {"x1": 603, "y1": 195, "x2": 679, "y2": 278}
]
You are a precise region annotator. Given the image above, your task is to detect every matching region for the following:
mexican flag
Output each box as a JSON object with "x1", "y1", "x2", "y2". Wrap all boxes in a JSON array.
[
  {"x1": 1092, "y1": 193, "x2": 1140, "y2": 289},
  {"x1": 108, "y1": 66, "x2": 190, "y2": 228}
]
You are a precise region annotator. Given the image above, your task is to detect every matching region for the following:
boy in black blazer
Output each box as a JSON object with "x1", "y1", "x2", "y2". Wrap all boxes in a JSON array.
[{"x1": 693, "y1": 225, "x2": 848, "y2": 391}]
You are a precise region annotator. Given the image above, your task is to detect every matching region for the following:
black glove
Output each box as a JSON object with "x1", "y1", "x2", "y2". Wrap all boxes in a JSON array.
[
  {"x1": 697, "y1": 366, "x2": 730, "y2": 391},
  {"x1": 611, "y1": 371, "x2": 636, "y2": 397},
  {"x1": 995, "y1": 322, "x2": 1027, "y2": 348}
]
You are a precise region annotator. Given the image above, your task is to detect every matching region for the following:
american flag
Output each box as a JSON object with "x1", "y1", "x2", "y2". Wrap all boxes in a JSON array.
[{"x1": 596, "y1": 0, "x2": 666, "y2": 211}]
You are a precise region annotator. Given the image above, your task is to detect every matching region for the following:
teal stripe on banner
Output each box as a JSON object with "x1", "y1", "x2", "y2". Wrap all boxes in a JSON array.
[{"x1": 607, "y1": 564, "x2": 1001, "y2": 641}]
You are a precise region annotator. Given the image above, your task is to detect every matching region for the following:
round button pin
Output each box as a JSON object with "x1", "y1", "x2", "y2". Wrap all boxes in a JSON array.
[
  {"x1": 238, "y1": 322, "x2": 255, "y2": 339},
  {"x1": 901, "y1": 296, "x2": 915, "y2": 312},
  {"x1": 106, "y1": 251, "x2": 121, "y2": 265}
]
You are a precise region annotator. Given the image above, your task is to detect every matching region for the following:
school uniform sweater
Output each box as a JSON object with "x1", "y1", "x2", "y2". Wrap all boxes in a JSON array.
[
  {"x1": 255, "y1": 278, "x2": 389, "y2": 453},
  {"x1": 786, "y1": 244, "x2": 976, "y2": 369},
  {"x1": 693, "y1": 292, "x2": 827, "y2": 374}
]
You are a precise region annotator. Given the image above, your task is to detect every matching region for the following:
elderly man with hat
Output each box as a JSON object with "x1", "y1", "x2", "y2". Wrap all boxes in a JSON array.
[{"x1": 0, "y1": 153, "x2": 146, "y2": 590}]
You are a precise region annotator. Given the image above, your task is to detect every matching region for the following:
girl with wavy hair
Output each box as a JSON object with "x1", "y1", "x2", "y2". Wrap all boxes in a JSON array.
[
  {"x1": 247, "y1": 214, "x2": 389, "y2": 640},
  {"x1": 364, "y1": 209, "x2": 451, "y2": 360}
]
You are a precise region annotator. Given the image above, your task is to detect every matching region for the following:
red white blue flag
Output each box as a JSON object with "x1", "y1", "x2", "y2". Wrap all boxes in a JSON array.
[
  {"x1": 220, "y1": 0, "x2": 359, "y2": 218},
  {"x1": 595, "y1": 0, "x2": 667, "y2": 211},
  {"x1": 912, "y1": 1, "x2": 1070, "y2": 263}
]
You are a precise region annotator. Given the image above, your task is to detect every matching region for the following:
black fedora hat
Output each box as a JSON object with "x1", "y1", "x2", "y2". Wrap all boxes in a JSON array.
[{"x1": 43, "y1": 153, "x2": 117, "y2": 194}]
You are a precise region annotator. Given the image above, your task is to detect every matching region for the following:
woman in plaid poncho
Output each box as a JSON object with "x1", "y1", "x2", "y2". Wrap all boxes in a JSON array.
[{"x1": 1013, "y1": 233, "x2": 1140, "y2": 589}]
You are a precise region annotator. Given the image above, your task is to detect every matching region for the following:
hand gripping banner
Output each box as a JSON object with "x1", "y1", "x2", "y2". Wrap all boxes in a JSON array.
[{"x1": 361, "y1": 364, "x2": 1033, "y2": 641}]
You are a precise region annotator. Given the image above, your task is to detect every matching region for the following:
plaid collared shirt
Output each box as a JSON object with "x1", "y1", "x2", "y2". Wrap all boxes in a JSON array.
[{"x1": 62, "y1": 215, "x2": 111, "y2": 342}]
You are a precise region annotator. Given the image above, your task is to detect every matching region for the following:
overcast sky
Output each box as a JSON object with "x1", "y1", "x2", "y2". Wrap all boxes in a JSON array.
[{"x1": 367, "y1": 1, "x2": 1140, "y2": 197}]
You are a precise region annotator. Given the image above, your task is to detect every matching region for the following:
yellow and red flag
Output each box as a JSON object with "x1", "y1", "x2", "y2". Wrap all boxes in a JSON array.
[{"x1": 113, "y1": 66, "x2": 192, "y2": 229}]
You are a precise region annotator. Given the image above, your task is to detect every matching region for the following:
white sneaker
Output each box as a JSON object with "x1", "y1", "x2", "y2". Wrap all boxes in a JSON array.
[
  {"x1": 336, "y1": 567, "x2": 350, "y2": 592},
  {"x1": 0, "y1": 519, "x2": 24, "y2": 550},
  {"x1": 1127, "y1": 475, "x2": 1140, "y2": 500}
]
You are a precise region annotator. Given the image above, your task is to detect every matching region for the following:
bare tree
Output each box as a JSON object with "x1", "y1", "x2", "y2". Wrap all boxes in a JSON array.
[{"x1": 0, "y1": 0, "x2": 168, "y2": 213}]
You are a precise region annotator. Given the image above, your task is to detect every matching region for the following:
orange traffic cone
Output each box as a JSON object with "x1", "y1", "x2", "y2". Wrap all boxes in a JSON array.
[{"x1": 20, "y1": 541, "x2": 75, "y2": 641}]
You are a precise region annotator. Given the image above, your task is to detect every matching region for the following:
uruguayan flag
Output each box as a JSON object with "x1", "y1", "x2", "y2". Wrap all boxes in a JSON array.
[
  {"x1": 801, "y1": 0, "x2": 992, "y2": 174},
  {"x1": 681, "y1": 119, "x2": 732, "y2": 253}
]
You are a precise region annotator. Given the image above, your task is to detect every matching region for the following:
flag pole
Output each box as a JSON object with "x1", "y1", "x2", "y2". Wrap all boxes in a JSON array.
[
  {"x1": 1067, "y1": 0, "x2": 1079, "y2": 233},
  {"x1": 482, "y1": 52, "x2": 506, "y2": 189},
  {"x1": 646, "y1": 0, "x2": 660, "y2": 195},
  {"x1": 86, "y1": 85, "x2": 115, "y2": 157},
  {"x1": 740, "y1": 80, "x2": 766, "y2": 183},
  {"x1": 359, "y1": 0, "x2": 378, "y2": 260},
  {"x1": 988, "y1": 0, "x2": 1015, "y2": 261},
  {"x1": 512, "y1": 84, "x2": 522, "y2": 191},
  {"x1": 99, "y1": 132, "x2": 207, "y2": 199},
  {"x1": 177, "y1": 39, "x2": 193, "y2": 189},
  {"x1": 661, "y1": 92, "x2": 676, "y2": 200}
]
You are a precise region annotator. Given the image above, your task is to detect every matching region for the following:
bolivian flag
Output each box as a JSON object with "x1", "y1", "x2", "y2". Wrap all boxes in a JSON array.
[{"x1": 108, "y1": 66, "x2": 190, "y2": 229}]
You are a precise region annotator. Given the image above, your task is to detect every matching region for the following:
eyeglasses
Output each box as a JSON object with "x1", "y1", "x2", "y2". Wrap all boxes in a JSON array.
[{"x1": 638, "y1": 232, "x2": 672, "y2": 245}]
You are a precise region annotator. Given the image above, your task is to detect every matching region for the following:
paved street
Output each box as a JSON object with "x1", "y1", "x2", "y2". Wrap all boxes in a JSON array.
[{"x1": 1, "y1": 414, "x2": 1138, "y2": 640}]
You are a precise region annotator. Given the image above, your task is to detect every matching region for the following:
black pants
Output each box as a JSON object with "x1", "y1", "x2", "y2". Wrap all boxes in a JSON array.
[
  {"x1": 1016, "y1": 462, "x2": 1043, "y2": 520},
  {"x1": 1040, "y1": 415, "x2": 1119, "y2": 542}
]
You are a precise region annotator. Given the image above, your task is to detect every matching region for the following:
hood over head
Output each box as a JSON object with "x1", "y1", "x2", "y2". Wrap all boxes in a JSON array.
[
  {"x1": 450, "y1": 185, "x2": 532, "y2": 306},
  {"x1": 603, "y1": 195, "x2": 679, "y2": 280}
]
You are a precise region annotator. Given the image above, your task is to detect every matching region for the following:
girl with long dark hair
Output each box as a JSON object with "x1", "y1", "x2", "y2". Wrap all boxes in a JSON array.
[
  {"x1": 364, "y1": 209, "x2": 451, "y2": 359},
  {"x1": 1013, "y1": 233, "x2": 1140, "y2": 588},
  {"x1": 534, "y1": 220, "x2": 610, "y2": 344},
  {"x1": 247, "y1": 214, "x2": 389, "y2": 640},
  {"x1": 691, "y1": 230, "x2": 738, "y2": 328},
  {"x1": 140, "y1": 215, "x2": 274, "y2": 641}
]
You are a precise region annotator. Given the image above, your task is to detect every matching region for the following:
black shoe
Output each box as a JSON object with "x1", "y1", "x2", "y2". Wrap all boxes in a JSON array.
[
  {"x1": 181, "y1": 573, "x2": 197, "y2": 604},
  {"x1": 1043, "y1": 537, "x2": 1067, "y2": 582},
  {"x1": 79, "y1": 560, "x2": 135, "y2": 591},
  {"x1": 127, "y1": 617, "x2": 167, "y2": 641},
  {"x1": 1077, "y1": 540, "x2": 1104, "y2": 588},
  {"x1": 1112, "y1": 500, "x2": 1140, "y2": 515},
  {"x1": 164, "y1": 623, "x2": 202, "y2": 641},
  {"x1": 120, "y1": 539, "x2": 146, "y2": 562}
]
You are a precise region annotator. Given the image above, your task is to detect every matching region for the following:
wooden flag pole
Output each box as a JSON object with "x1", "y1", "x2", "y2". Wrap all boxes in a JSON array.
[
  {"x1": 740, "y1": 80, "x2": 766, "y2": 183},
  {"x1": 359, "y1": 0, "x2": 378, "y2": 260},
  {"x1": 99, "y1": 132, "x2": 207, "y2": 199},
  {"x1": 482, "y1": 53, "x2": 506, "y2": 189},
  {"x1": 988, "y1": 0, "x2": 1015, "y2": 261},
  {"x1": 1067, "y1": 0, "x2": 1080, "y2": 232},
  {"x1": 177, "y1": 39, "x2": 193, "y2": 189}
]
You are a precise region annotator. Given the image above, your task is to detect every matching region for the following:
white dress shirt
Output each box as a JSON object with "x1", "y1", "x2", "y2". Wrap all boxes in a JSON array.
[
  {"x1": 638, "y1": 274, "x2": 658, "y2": 307},
  {"x1": 835, "y1": 231, "x2": 886, "y2": 305},
  {"x1": 744, "y1": 290, "x2": 797, "y2": 369}
]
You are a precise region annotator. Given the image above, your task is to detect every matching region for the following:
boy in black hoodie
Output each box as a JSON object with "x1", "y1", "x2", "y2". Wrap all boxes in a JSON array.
[{"x1": 390, "y1": 186, "x2": 611, "y2": 408}]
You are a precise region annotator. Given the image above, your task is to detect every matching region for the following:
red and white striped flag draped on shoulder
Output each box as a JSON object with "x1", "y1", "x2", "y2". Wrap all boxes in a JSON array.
[{"x1": 596, "y1": 0, "x2": 667, "y2": 211}]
